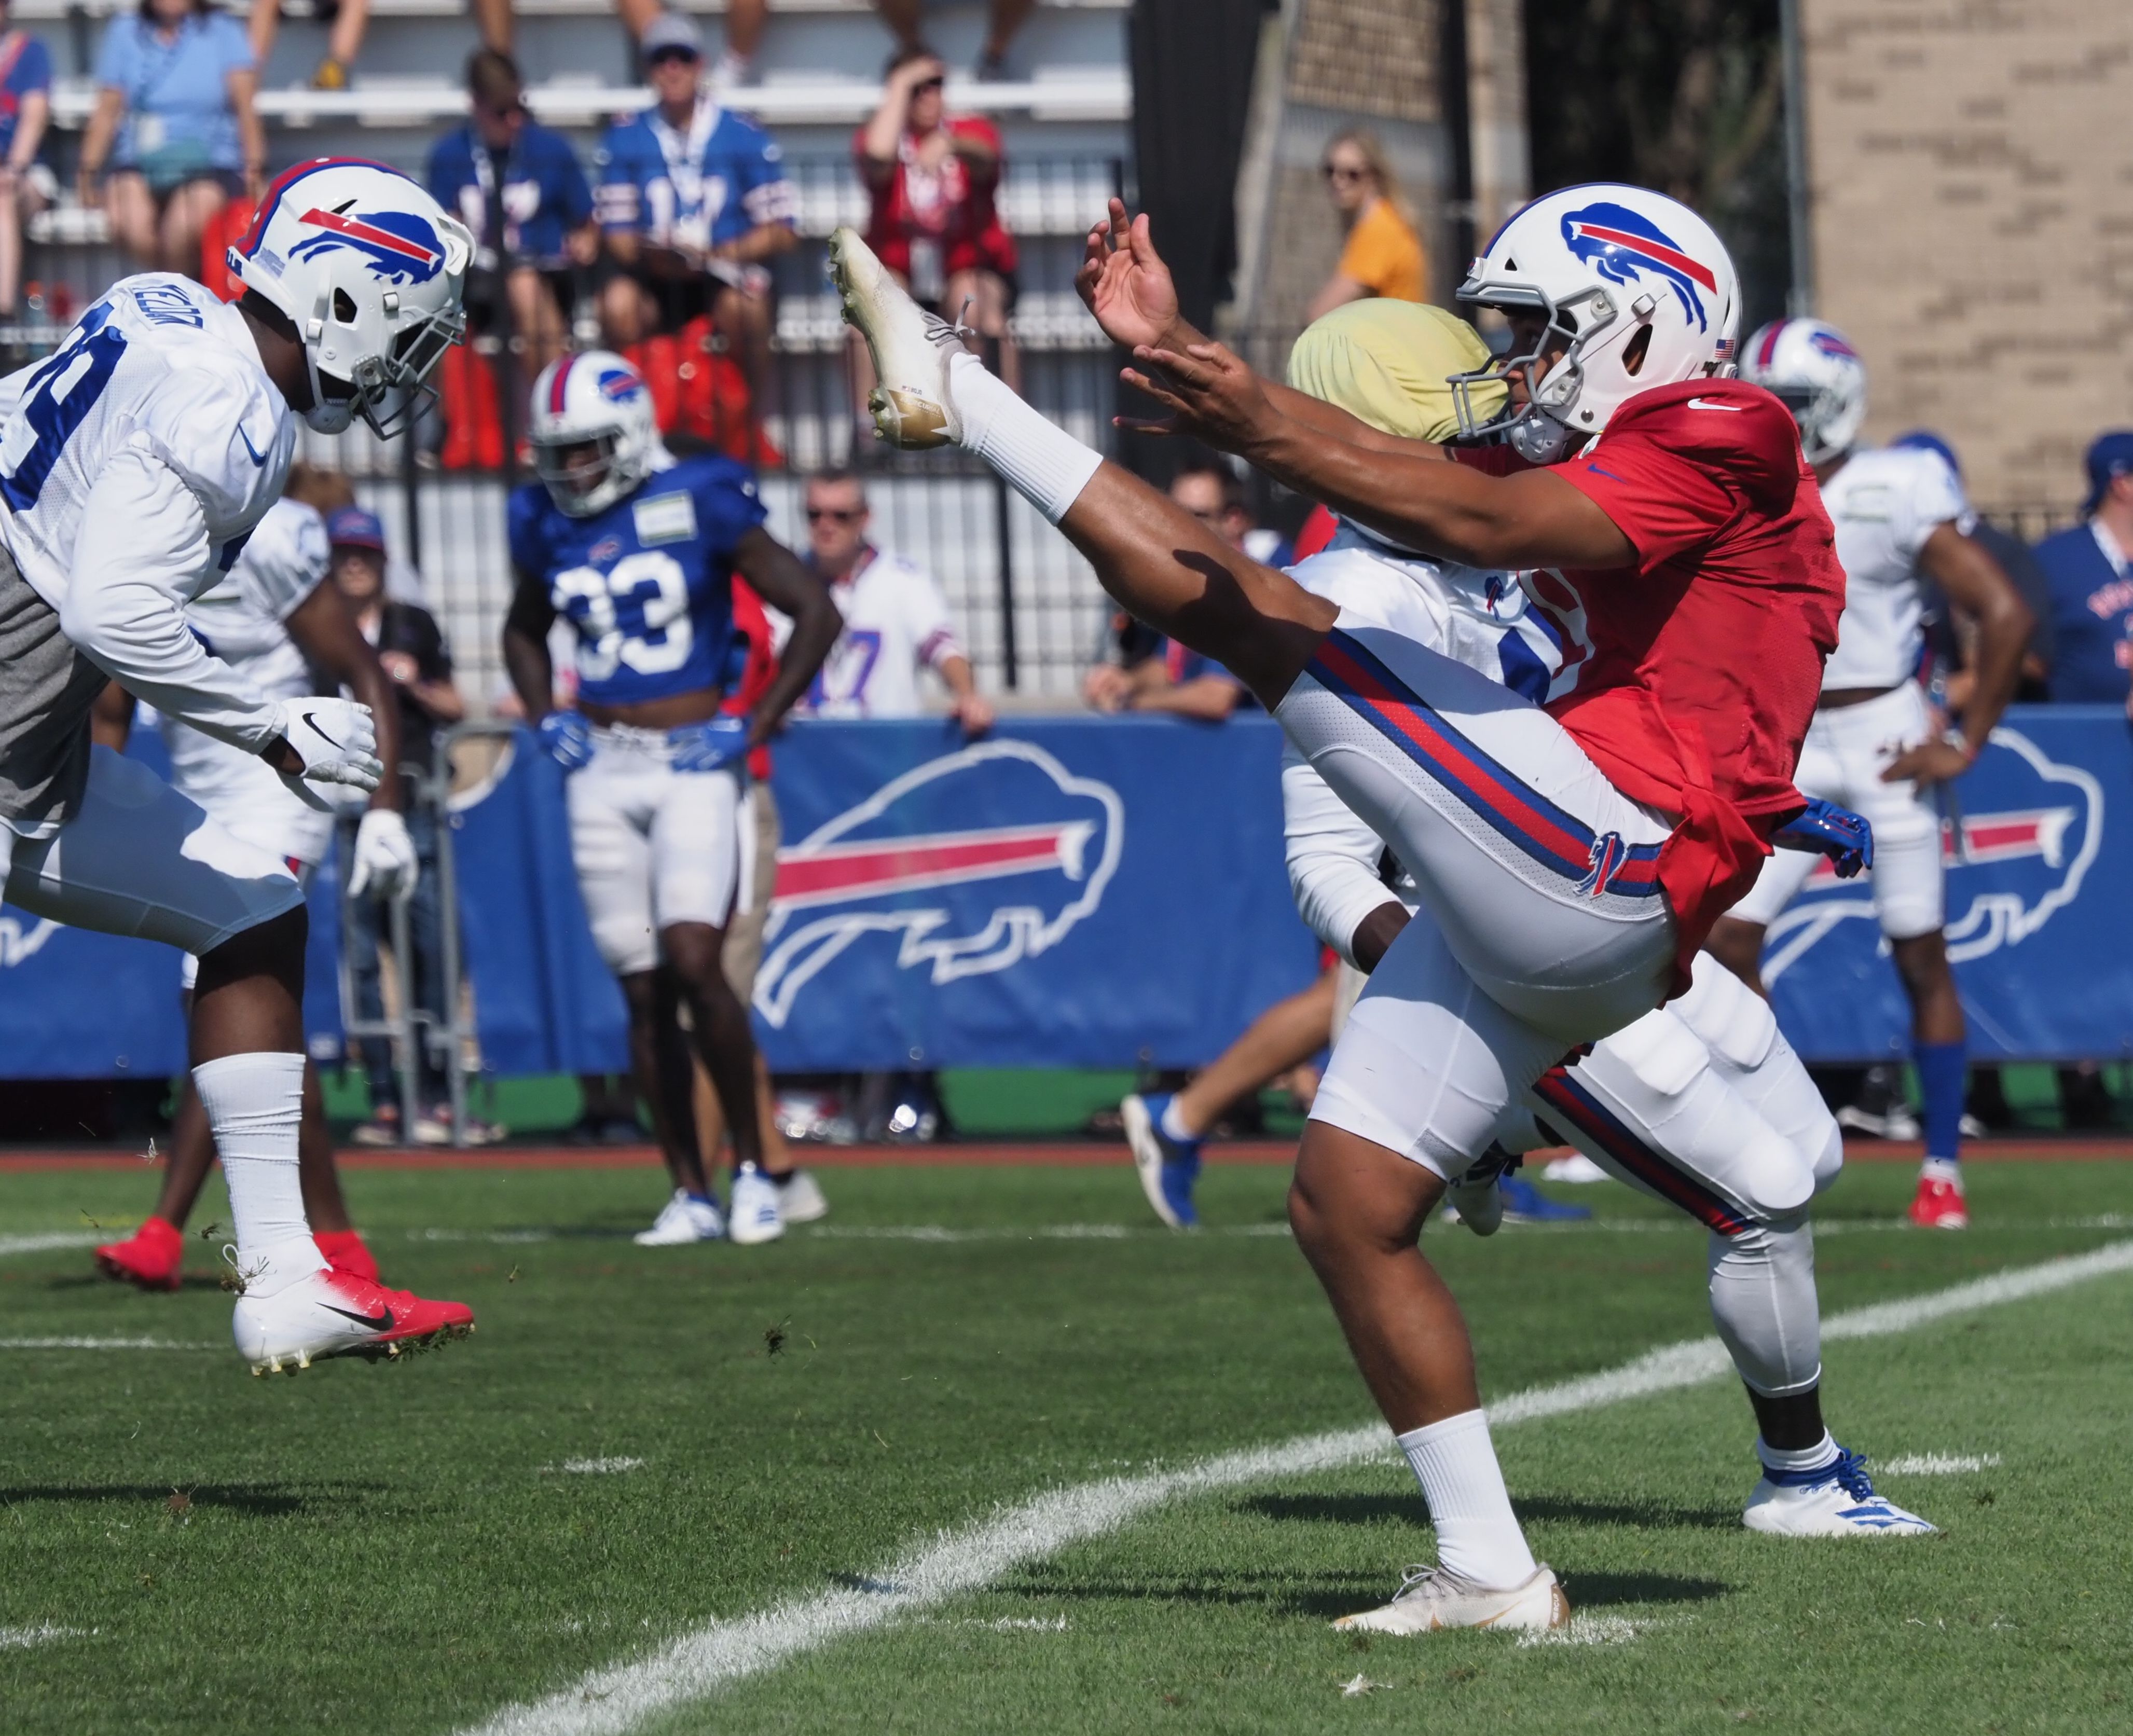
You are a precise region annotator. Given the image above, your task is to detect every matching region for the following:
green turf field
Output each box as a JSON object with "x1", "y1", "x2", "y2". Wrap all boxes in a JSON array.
[{"x1": 2, "y1": 1155, "x2": 2128, "y2": 1734}]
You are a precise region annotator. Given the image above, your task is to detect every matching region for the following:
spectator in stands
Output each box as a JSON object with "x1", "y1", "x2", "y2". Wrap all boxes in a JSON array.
[
  {"x1": 2035, "y1": 431, "x2": 2133, "y2": 712},
  {"x1": 796, "y1": 469, "x2": 993, "y2": 732},
  {"x1": 80, "y1": 0, "x2": 263, "y2": 280},
  {"x1": 246, "y1": 0, "x2": 366, "y2": 91},
  {"x1": 429, "y1": 49, "x2": 596, "y2": 390},
  {"x1": 851, "y1": 45, "x2": 1018, "y2": 421},
  {"x1": 596, "y1": 11, "x2": 795, "y2": 417},
  {"x1": 875, "y1": 0, "x2": 1031, "y2": 82},
  {"x1": 328, "y1": 506, "x2": 480, "y2": 1147},
  {"x1": 0, "y1": 1, "x2": 52, "y2": 330},
  {"x1": 1305, "y1": 128, "x2": 1425, "y2": 321},
  {"x1": 1082, "y1": 467, "x2": 1272, "y2": 722},
  {"x1": 615, "y1": 0, "x2": 766, "y2": 89}
]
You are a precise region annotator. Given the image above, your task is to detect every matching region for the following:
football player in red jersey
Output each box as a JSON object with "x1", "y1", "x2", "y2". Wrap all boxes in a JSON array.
[{"x1": 831, "y1": 181, "x2": 1901, "y2": 1635}]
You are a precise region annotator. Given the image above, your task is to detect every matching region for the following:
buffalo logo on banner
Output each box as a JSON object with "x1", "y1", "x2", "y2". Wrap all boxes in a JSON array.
[
  {"x1": 752, "y1": 740, "x2": 1124, "y2": 1027},
  {"x1": 1762, "y1": 727, "x2": 2102, "y2": 983},
  {"x1": 0, "y1": 913, "x2": 60, "y2": 969}
]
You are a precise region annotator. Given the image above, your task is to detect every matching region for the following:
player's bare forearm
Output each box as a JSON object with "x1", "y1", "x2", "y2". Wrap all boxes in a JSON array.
[
  {"x1": 502, "y1": 576, "x2": 560, "y2": 723},
  {"x1": 1351, "y1": 901, "x2": 1410, "y2": 974},
  {"x1": 730, "y1": 527, "x2": 837, "y2": 743},
  {"x1": 1921, "y1": 522, "x2": 2032, "y2": 756},
  {"x1": 90, "y1": 681, "x2": 135, "y2": 751},
  {"x1": 718, "y1": 223, "x2": 796, "y2": 266},
  {"x1": 287, "y1": 581, "x2": 405, "y2": 809}
]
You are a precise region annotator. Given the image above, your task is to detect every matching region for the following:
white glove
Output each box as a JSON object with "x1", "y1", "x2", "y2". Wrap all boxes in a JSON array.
[
  {"x1": 347, "y1": 807, "x2": 420, "y2": 901},
  {"x1": 269, "y1": 697, "x2": 383, "y2": 811}
]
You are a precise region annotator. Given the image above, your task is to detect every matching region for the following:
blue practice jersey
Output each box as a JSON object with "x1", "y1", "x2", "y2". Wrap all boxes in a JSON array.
[
  {"x1": 509, "y1": 454, "x2": 767, "y2": 708},
  {"x1": 428, "y1": 121, "x2": 593, "y2": 271},
  {"x1": 594, "y1": 94, "x2": 795, "y2": 254}
]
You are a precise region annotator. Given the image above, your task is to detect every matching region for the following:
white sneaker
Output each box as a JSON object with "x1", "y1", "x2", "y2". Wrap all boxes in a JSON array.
[
  {"x1": 1542, "y1": 1152, "x2": 1611, "y2": 1184},
  {"x1": 728, "y1": 1166, "x2": 785, "y2": 1246},
  {"x1": 829, "y1": 226, "x2": 966, "y2": 449},
  {"x1": 773, "y1": 1168, "x2": 829, "y2": 1225},
  {"x1": 230, "y1": 1264, "x2": 474, "y2": 1376},
  {"x1": 633, "y1": 1189, "x2": 725, "y2": 1247},
  {"x1": 1742, "y1": 1447, "x2": 1937, "y2": 1537},
  {"x1": 1333, "y1": 1563, "x2": 1570, "y2": 1635}
]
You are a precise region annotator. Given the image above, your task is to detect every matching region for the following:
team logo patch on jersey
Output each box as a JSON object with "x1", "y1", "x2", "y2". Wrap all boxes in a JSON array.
[
  {"x1": 1764, "y1": 727, "x2": 2101, "y2": 982},
  {"x1": 752, "y1": 741, "x2": 1123, "y2": 1029},
  {"x1": 1560, "y1": 201, "x2": 1716, "y2": 330},
  {"x1": 290, "y1": 208, "x2": 447, "y2": 284}
]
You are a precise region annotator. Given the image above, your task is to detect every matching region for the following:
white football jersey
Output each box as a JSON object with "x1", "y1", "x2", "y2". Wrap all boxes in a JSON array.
[
  {"x1": 1818, "y1": 444, "x2": 1974, "y2": 691},
  {"x1": 0, "y1": 273, "x2": 298, "y2": 752},
  {"x1": 798, "y1": 547, "x2": 965, "y2": 720},
  {"x1": 161, "y1": 499, "x2": 335, "y2": 865}
]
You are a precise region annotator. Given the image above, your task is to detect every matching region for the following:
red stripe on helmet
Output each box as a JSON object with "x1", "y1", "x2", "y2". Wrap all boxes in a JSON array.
[
  {"x1": 239, "y1": 157, "x2": 404, "y2": 260},
  {"x1": 1756, "y1": 319, "x2": 1788, "y2": 369},
  {"x1": 297, "y1": 206, "x2": 438, "y2": 264},
  {"x1": 548, "y1": 354, "x2": 574, "y2": 415},
  {"x1": 1566, "y1": 222, "x2": 1718, "y2": 291}
]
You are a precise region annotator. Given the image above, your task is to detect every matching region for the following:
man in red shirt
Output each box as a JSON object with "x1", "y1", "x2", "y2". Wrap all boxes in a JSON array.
[{"x1": 830, "y1": 182, "x2": 1869, "y2": 1634}]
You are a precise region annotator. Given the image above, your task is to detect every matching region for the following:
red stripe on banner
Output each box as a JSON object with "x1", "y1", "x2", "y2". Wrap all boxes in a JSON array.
[
  {"x1": 1567, "y1": 222, "x2": 1718, "y2": 291},
  {"x1": 1314, "y1": 640, "x2": 1594, "y2": 870},
  {"x1": 774, "y1": 825, "x2": 1078, "y2": 905}
]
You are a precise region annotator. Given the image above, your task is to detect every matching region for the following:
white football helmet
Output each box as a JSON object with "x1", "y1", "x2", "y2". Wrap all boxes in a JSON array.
[
  {"x1": 1451, "y1": 183, "x2": 1740, "y2": 462},
  {"x1": 528, "y1": 350, "x2": 661, "y2": 517},
  {"x1": 1739, "y1": 317, "x2": 1867, "y2": 466},
  {"x1": 227, "y1": 157, "x2": 472, "y2": 437}
]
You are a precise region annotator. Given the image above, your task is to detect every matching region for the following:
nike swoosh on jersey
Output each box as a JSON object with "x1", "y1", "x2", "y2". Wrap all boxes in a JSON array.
[
  {"x1": 237, "y1": 423, "x2": 271, "y2": 465},
  {"x1": 1685, "y1": 397, "x2": 1745, "y2": 411},
  {"x1": 322, "y1": 1302, "x2": 395, "y2": 1332}
]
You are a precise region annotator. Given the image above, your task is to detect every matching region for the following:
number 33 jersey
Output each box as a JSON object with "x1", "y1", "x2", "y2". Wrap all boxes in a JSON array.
[
  {"x1": 0, "y1": 272, "x2": 295, "y2": 616},
  {"x1": 508, "y1": 453, "x2": 766, "y2": 708}
]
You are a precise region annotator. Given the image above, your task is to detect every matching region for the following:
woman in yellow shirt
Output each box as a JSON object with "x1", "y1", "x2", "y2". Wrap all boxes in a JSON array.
[{"x1": 1306, "y1": 128, "x2": 1427, "y2": 319}]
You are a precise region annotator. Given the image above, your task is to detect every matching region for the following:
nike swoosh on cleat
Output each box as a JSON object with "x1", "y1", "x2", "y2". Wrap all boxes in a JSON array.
[
  {"x1": 322, "y1": 1303, "x2": 395, "y2": 1332},
  {"x1": 299, "y1": 710, "x2": 344, "y2": 750}
]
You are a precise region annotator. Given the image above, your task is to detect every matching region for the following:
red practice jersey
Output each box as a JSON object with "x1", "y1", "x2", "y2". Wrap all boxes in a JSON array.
[
  {"x1": 1455, "y1": 377, "x2": 1845, "y2": 977},
  {"x1": 855, "y1": 117, "x2": 1018, "y2": 286}
]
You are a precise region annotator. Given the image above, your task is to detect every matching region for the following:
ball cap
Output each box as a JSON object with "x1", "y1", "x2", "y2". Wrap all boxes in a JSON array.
[
  {"x1": 2084, "y1": 430, "x2": 2133, "y2": 516},
  {"x1": 326, "y1": 506, "x2": 387, "y2": 552},
  {"x1": 640, "y1": 11, "x2": 704, "y2": 60}
]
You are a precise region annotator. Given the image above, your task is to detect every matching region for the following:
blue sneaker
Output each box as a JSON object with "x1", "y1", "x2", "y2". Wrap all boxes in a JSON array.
[
  {"x1": 1498, "y1": 1175, "x2": 1592, "y2": 1223},
  {"x1": 1121, "y1": 1092, "x2": 1200, "y2": 1228},
  {"x1": 1742, "y1": 1446, "x2": 1937, "y2": 1537}
]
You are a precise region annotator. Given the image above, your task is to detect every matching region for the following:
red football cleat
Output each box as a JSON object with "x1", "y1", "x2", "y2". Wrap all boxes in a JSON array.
[
  {"x1": 231, "y1": 1267, "x2": 475, "y2": 1375},
  {"x1": 1908, "y1": 1174, "x2": 1969, "y2": 1230},
  {"x1": 314, "y1": 1228, "x2": 380, "y2": 1282},
  {"x1": 95, "y1": 1216, "x2": 184, "y2": 1291}
]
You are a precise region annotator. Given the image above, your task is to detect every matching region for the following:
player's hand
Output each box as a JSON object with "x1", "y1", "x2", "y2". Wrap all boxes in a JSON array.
[
  {"x1": 266, "y1": 698, "x2": 382, "y2": 809},
  {"x1": 379, "y1": 650, "x2": 421, "y2": 686},
  {"x1": 1881, "y1": 737, "x2": 1973, "y2": 789},
  {"x1": 668, "y1": 715, "x2": 750, "y2": 774},
  {"x1": 1770, "y1": 796, "x2": 1875, "y2": 879},
  {"x1": 1119, "y1": 340, "x2": 1277, "y2": 456},
  {"x1": 536, "y1": 710, "x2": 595, "y2": 772},
  {"x1": 1082, "y1": 664, "x2": 1131, "y2": 712},
  {"x1": 1076, "y1": 198, "x2": 1181, "y2": 353},
  {"x1": 950, "y1": 691, "x2": 995, "y2": 737},
  {"x1": 347, "y1": 807, "x2": 420, "y2": 901}
]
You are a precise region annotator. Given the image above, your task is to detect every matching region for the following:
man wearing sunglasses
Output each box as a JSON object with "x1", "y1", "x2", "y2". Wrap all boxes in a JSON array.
[
  {"x1": 596, "y1": 11, "x2": 796, "y2": 416},
  {"x1": 428, "y1": 49, "x2": 597, "y2": 390}
]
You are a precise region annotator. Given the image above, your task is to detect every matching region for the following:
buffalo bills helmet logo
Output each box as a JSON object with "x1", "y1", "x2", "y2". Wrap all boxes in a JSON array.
[
  {"x1": 596, "y1": 367, "x2": 644, "y2": 404},
  {"x1": 753, "y1": 741, "x2": 1122, "y2": 1030},
  {"x1": 288, "y1": 207, "x2": 447, "y2": 285},
  {"x1": 1561, "y1": 201, "x2": 1715, "y2": 331},
  {"x1": 1808, "y1": 327, "x2": 1859, "y2": 360}
]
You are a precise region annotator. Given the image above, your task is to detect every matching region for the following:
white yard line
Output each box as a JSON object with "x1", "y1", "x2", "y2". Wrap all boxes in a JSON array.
[
  {"x1": 460, "y1": 1237, "x2": 2133, "y2": 1736},
  {"x1": 0, "y1": 1231, "x2": 104, "y2": 1257},
  {"x1": 0, "y1": 1623, "x2": 85, "y2": 1648},
  {"x1": 1880, "y1": 1453, "x2": 2002, "y2": 1476},
  {"x1": 0, "y1": 1337, "x2": 218, "y2": 1351}
]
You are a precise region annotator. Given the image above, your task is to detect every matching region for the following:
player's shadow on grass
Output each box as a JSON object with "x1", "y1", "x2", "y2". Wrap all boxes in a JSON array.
[
  {"x1": 996, "y1": 1564, "x2": 1384, "y2": 1621},
  {"x1": 1513, "y1": 1494, "x2": 1741, "y2": 1533},
  {"x1": 0, "y1": 1481, "x2": 379, "y2": 1517},
  {"x1": 1235, "y1": 1492, "x2": 1737, "y2": 1534},
  {"x1": 1563, "y1": 1571, "x2": 1731, "y2": 1608}
]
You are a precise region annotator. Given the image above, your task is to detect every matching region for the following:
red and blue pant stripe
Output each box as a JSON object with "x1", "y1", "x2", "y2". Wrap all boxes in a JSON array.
[{"x1": 1532, "y1": 1066, "x2": 1753, "y2": 1236}]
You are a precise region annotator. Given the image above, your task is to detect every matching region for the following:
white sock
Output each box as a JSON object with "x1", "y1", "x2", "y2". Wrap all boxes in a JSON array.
[
  {"x1": 1395, "y1": 1409, "x2": 1538, "y2": 1588},
  {"x1": 193, "y1": 1052, "x2": 324, "y2": 1294},
  {"x1": 1159, "y1": 1097, "x2": 1197, "y2": 1142},
  {"x1": 1756, "y1": 1430, "x2": 1839, "y2": 1476},
  {"x1": 949, "y1": 351, "x2": 1103, "y2": 525},
  {"x1": 1920, "y1": 1156, "x2": 1963, "y2": 1187}
]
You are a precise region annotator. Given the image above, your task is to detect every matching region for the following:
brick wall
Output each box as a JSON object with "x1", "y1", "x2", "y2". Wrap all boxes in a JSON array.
[{"x1": 1802, "y1": 0, "x2": 2133, "y2": 511}]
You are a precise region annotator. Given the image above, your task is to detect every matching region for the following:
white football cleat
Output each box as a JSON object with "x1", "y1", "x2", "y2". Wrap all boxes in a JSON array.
[
  {"x1": 634, "y1": 1189, "x2": 726, "y2": 1246},
  {"x1": 231, "y1": 1266, "x2": 474, "y2": 1376},
  {"x1": 727, "y1": 1165, "x2": 786, "y2": 1246},
  {"x1": 829, "y1": 226, "x2": 966, "y2": 449},
  {"x1": 773, "y1": 1168, "x2": 829, "y2": 1225},
  {"x1": 1742, "y1": 1448, "x2": 1937, "y2": 1537},
  {"x1": 1333, "y1": 1563, "x2": 1570, "y2": 1635}
]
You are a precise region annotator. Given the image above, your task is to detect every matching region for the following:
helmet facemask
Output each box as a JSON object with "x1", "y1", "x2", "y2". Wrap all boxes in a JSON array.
[
  {"x1": 306, "y1": 291, "x2": 465, "y2": 438},
  {"x1": 1450, "y1": 282, "x2": 1626, "y2": 463}
]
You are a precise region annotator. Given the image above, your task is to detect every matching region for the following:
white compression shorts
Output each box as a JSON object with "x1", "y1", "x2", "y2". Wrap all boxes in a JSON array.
[
  {"x1": 1727, "y1": 682, "x2": 1944, "y2": 940},
  {"x1": 0, "y1": 744, "x2": 304, "y2": 956},
  {"x1": 567, "y1": 723, "x2": 751, "y2": 979}
]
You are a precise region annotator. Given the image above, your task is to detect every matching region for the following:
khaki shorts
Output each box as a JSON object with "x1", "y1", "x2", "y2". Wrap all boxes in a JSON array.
[{"x1": 723, "y1": 781, "x2": 780, "y2": 997}]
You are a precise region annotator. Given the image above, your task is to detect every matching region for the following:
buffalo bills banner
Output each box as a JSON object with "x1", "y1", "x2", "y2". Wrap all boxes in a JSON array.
[{"x1": 7, "y1": 709, "x2": 2133, "y2": 1079}]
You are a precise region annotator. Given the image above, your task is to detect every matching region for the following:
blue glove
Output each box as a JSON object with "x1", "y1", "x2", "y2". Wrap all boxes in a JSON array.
[
  {"x1": 536, "y1": 711, "x2": 594, "y2": 773},
  {"x1": 668, "y1": 715, "x2": 750, "y2": 774},
  {"x1": 1770, "y1": 796, "x2": 1874, "y2": 879}
]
